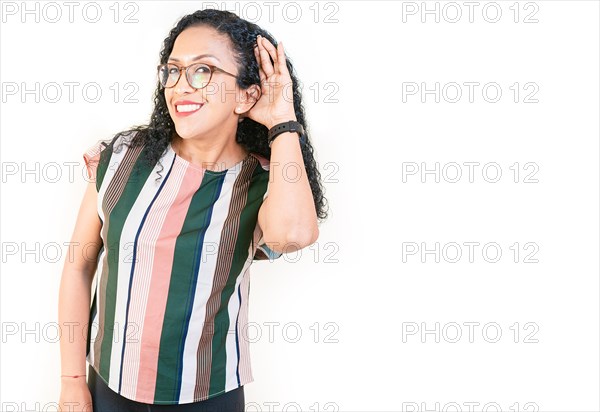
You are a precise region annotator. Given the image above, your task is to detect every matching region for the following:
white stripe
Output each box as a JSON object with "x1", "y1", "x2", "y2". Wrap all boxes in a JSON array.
[
  {"x1": 86, "y1": 247, "x2": 104, "y2": 368},
  {"x1": 238, "y1": 263, "x2": 254, "y2": 384},
  {"x1": 225, "y1": 258, "x2": 254, "y2": 390}
]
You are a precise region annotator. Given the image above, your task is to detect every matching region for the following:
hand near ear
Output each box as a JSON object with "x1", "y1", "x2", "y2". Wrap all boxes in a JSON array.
[{"x1": 246, "y1": 35, "x2": 297, "y2": 129}]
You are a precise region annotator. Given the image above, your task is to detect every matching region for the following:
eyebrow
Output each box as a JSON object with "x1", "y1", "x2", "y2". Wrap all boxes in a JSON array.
[{"x1": 168, "y1": 54, "x2": 221, "y2": 63}]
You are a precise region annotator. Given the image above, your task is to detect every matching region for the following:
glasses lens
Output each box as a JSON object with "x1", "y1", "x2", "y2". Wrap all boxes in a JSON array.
[
  {"x1": 188, "y1": 64, "x2": 211, "y2": 89},
  {"x1": 158, "y1": 64, "x2": 179, "y2": 88}
]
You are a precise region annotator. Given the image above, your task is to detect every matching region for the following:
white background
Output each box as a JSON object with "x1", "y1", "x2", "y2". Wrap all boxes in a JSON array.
[{"x1": 0, "y1": 1, "x2": 598, "y2": 411}]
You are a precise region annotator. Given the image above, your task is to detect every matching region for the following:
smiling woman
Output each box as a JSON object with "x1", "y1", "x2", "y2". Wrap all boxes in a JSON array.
[{"x1": 57, "y1": 8, "x2": 328, "y2": 412}]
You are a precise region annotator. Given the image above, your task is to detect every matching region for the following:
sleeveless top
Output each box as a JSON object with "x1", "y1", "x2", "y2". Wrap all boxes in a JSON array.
[{"x1": 82, "y1": 131, "x2": 281, "y2": 405}]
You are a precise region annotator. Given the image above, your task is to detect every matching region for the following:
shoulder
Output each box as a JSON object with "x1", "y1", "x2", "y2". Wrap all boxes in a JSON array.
[
  {"x1": 84, "y1": 130, "x2": 137, "y2": 160},
  {"x1": 82, "y1": 130, "x2": 139, "y2": 182}
]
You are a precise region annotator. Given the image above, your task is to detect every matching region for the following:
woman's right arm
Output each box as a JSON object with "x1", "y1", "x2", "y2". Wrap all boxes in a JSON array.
[{"x1": 58, "y1": 178, "x2": 103, "y2": 411}]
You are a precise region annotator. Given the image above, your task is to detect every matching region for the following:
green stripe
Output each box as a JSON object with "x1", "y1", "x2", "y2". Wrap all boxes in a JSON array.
[
  {"x1": 96, "y1": 144, "x2": 111, "y2": 192},
  {"x1": 208, "y1": 161, "x2": 269, "y2": 395},
  {"x1": 154, "y1": 172, "x2": 226, "y2": 402},
  {"x1": 98, "y1": 145, "x2": 153, "y2": 380}
]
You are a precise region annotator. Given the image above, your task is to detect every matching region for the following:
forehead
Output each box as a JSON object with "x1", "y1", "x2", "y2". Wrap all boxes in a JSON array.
[{"x1": 169, "y1": 25, "x2": 234, "y2": 64}]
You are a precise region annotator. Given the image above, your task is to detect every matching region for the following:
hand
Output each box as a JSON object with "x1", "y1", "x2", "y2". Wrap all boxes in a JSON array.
[
  {"x1": 247, "y1": 35, "x2": 297, "y2": 129},
  {"x1": 59, "y1": 379, "x2": 93, "y2": 411}
]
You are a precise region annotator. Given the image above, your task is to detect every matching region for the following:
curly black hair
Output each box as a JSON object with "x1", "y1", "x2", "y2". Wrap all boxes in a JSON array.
[{"x1": 103, "y1": 8, "x2": 328, "y2": 221}]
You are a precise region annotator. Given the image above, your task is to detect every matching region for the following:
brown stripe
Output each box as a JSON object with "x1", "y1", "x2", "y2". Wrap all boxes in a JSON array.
[{"x1": 194, "y1": 157, "x2": 257, "y2": 399}]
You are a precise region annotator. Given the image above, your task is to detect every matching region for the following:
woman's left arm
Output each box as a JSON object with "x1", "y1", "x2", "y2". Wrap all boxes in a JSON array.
[
  {"x1": 250, "y1": 35, "x2": 319, "y2": 254},
  {"x1": 258, "y1": 118, "x2": 319, "y2": 254}
]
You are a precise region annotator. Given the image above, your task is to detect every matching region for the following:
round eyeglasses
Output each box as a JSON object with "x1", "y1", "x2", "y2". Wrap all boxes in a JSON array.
[{"x1": 157, "y1": 63, "x2": 238, "y2": 89}]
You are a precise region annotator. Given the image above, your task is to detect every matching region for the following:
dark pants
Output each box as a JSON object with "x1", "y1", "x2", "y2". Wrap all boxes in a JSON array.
[{"x1": 87, "y1": 363, "x2": 245, "y2": 412}]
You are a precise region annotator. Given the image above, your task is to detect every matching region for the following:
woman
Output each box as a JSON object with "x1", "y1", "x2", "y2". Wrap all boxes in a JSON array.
[{"x1": 58, "y1": 8, "x2": 327, "y2": 412}]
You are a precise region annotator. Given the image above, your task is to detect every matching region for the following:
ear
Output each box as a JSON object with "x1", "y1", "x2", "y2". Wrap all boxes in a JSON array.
[
  {"x1": 236, "y1": 84, "x2": 262, "y2": 120},
  {"x1": 243, "y1": 84, "x2": 261, "y2": 107}
]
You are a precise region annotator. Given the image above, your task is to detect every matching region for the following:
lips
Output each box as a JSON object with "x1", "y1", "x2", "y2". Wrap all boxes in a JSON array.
[{"x1": 174, "y1": 100, "x2": 204, "y2": 116}]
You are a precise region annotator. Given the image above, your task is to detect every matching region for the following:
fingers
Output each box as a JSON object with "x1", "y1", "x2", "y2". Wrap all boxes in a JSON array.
[
  {"x1": 253, "y1": 45, "x2": 267, "y2": 84},
  {"x1": 256, "y1": 35, "x2": 276, "y2": 77},
  {"x1": 255, "y1": 35, "x2": 291, "y2": 91},
  {"x1": 276, "y1": 41, "x2": 287, "y2": 74},
  {"x1": 256, "y1": 36, "x2": 275, "y2": 77}
]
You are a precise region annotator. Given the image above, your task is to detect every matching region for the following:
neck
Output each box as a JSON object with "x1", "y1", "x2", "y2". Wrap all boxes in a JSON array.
[{"x1": 171, "y1": 132, "x2": 249, "y2": 172}]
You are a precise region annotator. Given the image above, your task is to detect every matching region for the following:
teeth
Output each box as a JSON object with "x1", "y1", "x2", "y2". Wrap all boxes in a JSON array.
[{"x1": 177, "y1": 104, "x2": 202, "y2": 113}]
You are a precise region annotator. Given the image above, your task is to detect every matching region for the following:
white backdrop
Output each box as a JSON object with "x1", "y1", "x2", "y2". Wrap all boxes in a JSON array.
[{"x1": 0, "y1": 1, "x2": 598, "y2": 411}]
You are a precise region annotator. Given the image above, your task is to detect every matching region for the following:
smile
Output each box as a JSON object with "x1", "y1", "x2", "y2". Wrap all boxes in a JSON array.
[{"x1": 176, "y1": 103, "x2": 203, "y2": 113}]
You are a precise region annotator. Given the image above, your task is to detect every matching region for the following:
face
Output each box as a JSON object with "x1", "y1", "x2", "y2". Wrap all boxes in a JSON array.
[{"x1": 163, "y1": 25, "x2": 250, "y2": 141}]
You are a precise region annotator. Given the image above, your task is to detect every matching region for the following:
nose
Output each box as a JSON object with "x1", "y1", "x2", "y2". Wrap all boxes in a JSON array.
[{"x1": 173, "y1": 70, "x2": 194, "y2": 94}]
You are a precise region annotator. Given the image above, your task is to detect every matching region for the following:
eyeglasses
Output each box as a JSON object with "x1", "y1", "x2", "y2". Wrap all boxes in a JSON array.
[{"x1": 156, "y1": 62, "x2": 238, "y2": 89}]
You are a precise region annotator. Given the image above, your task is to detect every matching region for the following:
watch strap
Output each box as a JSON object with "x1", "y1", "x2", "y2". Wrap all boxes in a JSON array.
[{"x1": 268, "y1": 120, "x2": 305, "y2": 147}]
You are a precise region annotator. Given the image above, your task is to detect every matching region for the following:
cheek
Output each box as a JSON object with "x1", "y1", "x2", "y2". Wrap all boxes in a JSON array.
[
  {"x1": 164, "y1": 91, "x2": 177, "y2": 119},
  {"x1": 164, "y1": 90, "x2": 173, "y2": 107}
]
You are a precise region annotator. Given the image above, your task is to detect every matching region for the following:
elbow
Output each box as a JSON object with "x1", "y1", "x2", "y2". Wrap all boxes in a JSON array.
[
  {"x1": 292, "y1": 224, "x2": 319, "y2": 249},
  {"x1": 265, "y1": 223, "x2": 319, "y2": 253},
  {"x1": 309, "y1": 224, "x2": 320, "y2": 245}
]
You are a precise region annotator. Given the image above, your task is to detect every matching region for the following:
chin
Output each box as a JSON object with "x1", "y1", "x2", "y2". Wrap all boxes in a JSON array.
[{"x1": 174, "y1": 124, "x2": 204, "y2": 140}]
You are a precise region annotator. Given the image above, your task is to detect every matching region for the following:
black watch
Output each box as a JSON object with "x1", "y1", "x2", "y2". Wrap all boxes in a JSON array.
[{"x1": 268, "y1": 120, "x2": 305, "y2": 148}]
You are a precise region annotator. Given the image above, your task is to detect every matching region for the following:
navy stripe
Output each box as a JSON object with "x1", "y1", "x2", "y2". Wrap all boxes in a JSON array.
[{"x1": 235, "y1": 283, "x2": 242, "y2": 385}]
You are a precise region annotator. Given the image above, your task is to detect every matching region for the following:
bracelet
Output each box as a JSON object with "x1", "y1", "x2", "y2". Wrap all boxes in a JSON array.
[
  {"x1": 268, "y1": 120, "x2": 305, "y2": 148},
  {"x1": 61, "y1": 374, "x2": 86, "y2": 378}
]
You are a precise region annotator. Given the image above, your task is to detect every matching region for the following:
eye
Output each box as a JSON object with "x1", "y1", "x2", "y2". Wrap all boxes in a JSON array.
[{"x1": 193, "y1": 64, "x2": 210, "y2": 74}]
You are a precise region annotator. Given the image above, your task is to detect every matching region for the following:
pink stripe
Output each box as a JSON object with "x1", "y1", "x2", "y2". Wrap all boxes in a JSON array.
[
  {"x1": 121, "y1": 157, "x2": 183, "y2": 399},
  {"x1": 238, "y1": 268, "x2": 252, "y2": 382},
  {"x1": 134, "y1": 163, "x2": 204, "y2": 402}
]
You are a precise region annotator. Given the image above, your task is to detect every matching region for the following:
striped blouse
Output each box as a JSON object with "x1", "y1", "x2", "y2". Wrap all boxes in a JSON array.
[{"x1": 82, "y1": 131, "x2": 281, "y2": 405}]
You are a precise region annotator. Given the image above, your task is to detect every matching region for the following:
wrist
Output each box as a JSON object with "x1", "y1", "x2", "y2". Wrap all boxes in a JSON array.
[
  {"x1": 61, "y1": 376, "x2": 88, "y2": 387},
  {"x1": 61, "y1": 374, "x2": 86, "y2": 379},
  {"x1": 267, "y1": 119, "x2": 305, "y2": 148},
  {"x1": 267, "y1": 116, "x2": 297, "y2": 130}
]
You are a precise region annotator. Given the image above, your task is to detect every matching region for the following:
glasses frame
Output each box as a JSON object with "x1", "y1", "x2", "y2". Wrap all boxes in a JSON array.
[{"x1": 156, "y1": 62, "x2": 238, "y2": 90}]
